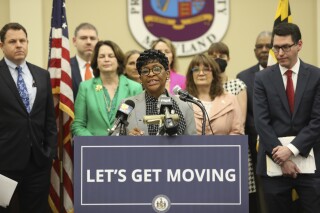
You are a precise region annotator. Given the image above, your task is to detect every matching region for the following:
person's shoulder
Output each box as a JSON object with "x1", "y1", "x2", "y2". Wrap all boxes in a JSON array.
[
  {"x1": 0, "y1": 58, "x2": 6, "y2": 66},
  {"x1": 27, "y1": 62, "x2": 48, "y2": 75},
  {"x1": 301, "y1": 60, "x2": 320, "y2": 72},
  {"x1": 79, "y1": 77, "x2": 95, "y2": 88},
  {"x1": 123, "y1": 91, "x2": 145, "y2": 104},
  {"x1": 170, "y1": 70, "x2": 186, "y2": 79},
  {"x1": 214, "y1": 92, "x2": 238, "y2": 110},
  {"x1": 237, "y1": 64, "x2": 259, "y2": 77},
  {"x1": 255, "y1": 64, "x2": 277, "y2": 78},
  {"x1": 120, "y1": 75, "x2": 142, "y2": 88},
  {"x1": 221, "y1": 91, "x2": 237, "y2": 101},
  {"x1": 70, "y1": 56, "x2": 77, "y2": 63},
  {"x1": 227, "y1": 78, "x2": 246, "y2": 86},
  {"x1": 70, "y1": 56, "x2": 79, "y2": 69}
]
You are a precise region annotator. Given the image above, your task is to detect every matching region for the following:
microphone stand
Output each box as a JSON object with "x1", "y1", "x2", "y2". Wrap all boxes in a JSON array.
[
  {"x1": 119, "y1": 120, "x2": 128, "y2": 136},
  {"x1": 179, "y1": 94, "x2": 207, "y2": 135}
]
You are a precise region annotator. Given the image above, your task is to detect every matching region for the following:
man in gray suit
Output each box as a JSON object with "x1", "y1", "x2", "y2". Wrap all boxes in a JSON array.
[
  {"x1": 71, "y1": 23, "x2": 98, "y2": 100},
  {"x1": 253, "y1": 22, "x2": 320, "y2": 213}
]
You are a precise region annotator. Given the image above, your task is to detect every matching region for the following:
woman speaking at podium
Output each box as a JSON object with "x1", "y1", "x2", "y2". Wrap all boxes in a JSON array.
[{"x1": 121, "y1": 49, "x2": 196, "y2": 136}]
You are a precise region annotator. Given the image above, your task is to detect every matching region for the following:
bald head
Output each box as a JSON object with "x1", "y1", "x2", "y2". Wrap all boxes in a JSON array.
[{"x1": 254, "y1": 31, "x2": 272, "y2": 68}]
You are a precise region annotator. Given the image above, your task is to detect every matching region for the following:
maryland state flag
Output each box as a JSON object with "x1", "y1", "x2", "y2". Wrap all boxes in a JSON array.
[{"x1": 267, "y1": 0, "x2": 292, "y2": 66}]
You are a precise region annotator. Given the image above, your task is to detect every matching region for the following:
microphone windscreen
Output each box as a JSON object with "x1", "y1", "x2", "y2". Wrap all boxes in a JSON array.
[
  {"x1": 117, "y1": 100, "x2": 135, "y2": 117},
  {"x1": 124, "y1": 99, "x2": 135, "y2": 109},
  {"x1": 173, "y1": 85, "x2": 181, "y2": 95}
]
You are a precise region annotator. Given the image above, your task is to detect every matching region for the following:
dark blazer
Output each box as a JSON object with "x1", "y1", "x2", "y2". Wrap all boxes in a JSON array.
[
  {"x1": 237, "y1": 64, "x2": 260, "y2": 164},
  {"x1": 253, "y1": 61, "x2": 320, "y2": 176},
  {"x1": 71, "y1": 56, "x2": 82, "y2": 100},
  {"x1": 0, "y1": 59, "x2": 57, "y2": 170}
]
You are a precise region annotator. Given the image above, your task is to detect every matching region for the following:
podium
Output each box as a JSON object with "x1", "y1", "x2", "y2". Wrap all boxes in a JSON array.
[{"x1": 74, "y1": 135, "x2": 248, "y2": 213}]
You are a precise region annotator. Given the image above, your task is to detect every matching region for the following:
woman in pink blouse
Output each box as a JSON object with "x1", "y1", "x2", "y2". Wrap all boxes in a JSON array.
[
  {"x1": 151, "y1": 37, "x2": 186, "y2": 94},
  {"x1": 186, "y1": 54, "x2": 243, "y2": 135}
]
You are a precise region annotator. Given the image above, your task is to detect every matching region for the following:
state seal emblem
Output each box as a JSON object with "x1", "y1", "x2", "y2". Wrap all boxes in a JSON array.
[
  {"x1": 152, "y1": 194, "x2": 171, "y2": 212},
  {"x1": 128, "y1": 0, "x2": 230, "y2": 56}
]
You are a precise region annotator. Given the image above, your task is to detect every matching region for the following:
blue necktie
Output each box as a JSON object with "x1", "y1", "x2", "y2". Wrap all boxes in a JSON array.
[{"x1": 16, "y1": 66, "x2": 30, "y2": 113}]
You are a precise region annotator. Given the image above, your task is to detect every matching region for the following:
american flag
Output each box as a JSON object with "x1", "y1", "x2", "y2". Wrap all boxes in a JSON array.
[
  {"x1": 267, "y1": 0, "x2": 292, "y2": 66},
  {"x1": 47, "y1": 0, "x2": 74, "y2": 212}
]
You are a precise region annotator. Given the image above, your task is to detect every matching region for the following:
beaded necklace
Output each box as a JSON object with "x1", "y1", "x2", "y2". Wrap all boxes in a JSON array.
[{"x1": 102, "y1": 86, "x2": 119, "y2": 121}]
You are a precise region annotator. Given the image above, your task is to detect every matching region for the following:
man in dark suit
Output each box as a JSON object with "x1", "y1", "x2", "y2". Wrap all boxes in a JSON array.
[
  {"x1": 237, "y1": 31, "x2": 272, "y2": 166},
  {"x1": 237, "y1": 30, "x2": 272, "y2": 213},
  {"x1": 0, "y1": 23, "x2": 57, "y2": 213},
  {"x1": 253, "y1": 22, "x2": 320, "y2": 213},
  {"x1": 71, "y1": 23, "x2": 98, "y2": 100}
]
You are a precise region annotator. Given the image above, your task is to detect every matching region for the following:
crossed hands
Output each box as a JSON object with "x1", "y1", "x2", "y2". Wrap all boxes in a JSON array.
[
  {"x1": 128, "y1": 128, "x2": 144, "y2": 136},
  {"x1": 272, "y1": 146, "x2": 301, "y2": 178}
]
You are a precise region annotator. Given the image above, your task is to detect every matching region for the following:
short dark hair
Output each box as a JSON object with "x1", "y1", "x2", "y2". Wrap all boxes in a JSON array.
[
  {"x1": 0, "y1": 22, "x2": 28, "y2": 42},
  {"x1": 186, "y1": 54, "x2": 224, "y2": 100},
  {"x1": 207, "y1": 42, "x2": 230, "y2": 58},
  {"x1": 74, "y1": 22, "x2": 98, "y2": 37},
  {"x1": 272, "y1": 23, "x2": 301, "y2": 45},
  {"x1": 136, "y1": 49, "x2": 169, "y2": 75},
  {"x1": 91, "y1": 40, "x2": 125, "y2": 77}
]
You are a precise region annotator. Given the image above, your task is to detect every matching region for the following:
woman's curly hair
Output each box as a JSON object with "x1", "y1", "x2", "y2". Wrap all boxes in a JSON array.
[{"x1": 136, "y1": 49, "x2": 169, "y2": 74}]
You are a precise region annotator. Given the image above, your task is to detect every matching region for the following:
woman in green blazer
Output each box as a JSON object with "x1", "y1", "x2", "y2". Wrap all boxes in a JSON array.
[{"x1": 72, "y1": 40, "x2": 142, "y2": 136}]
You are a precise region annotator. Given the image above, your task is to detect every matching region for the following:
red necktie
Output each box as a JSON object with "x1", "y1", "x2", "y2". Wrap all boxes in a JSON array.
[
  {"x1": 285, "y1": 70, "x2": 294, "y2": 113},
  {"x1": 84, "y1": 63, "x2": 92, "y2": 80}
]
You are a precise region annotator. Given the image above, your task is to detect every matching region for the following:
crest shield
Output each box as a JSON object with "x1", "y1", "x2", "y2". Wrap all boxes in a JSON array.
[{"x1": 128, "y1": 0, "x2": 229, "y2": 56}]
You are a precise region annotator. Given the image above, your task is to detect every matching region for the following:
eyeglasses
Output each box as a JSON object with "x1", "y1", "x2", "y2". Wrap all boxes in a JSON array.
[
  {"x1": 191, "y1": 66, "x2": 211, "y2": 74},
  {"x1": 272, "y1": 43, "x2": 296, "y2": 53},
  {"x1": 255, "y1": 44, "x2": 272, "y2": 49},
  {"x1": 140, "y1": 65, "x2": 163, "y2": 76}
]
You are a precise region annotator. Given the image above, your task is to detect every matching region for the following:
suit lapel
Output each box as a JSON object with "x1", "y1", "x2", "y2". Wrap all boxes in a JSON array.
[
  {"x1": 93, "y1": 78, "x2": 110, "y2": 126},
  {"x1": 71, "y1": 57, "x2": 82, "y2": 86},
  {"x1": 293, "y1": 62, "x2": 309, "y2": 118},
  {"x1": 0, "y1": 59, "x2": 27, "y2": 111},
  {"x1": 27, "y1": 63, "x2": 39, "y2": 114},
  {"x1": 270, "y1": 66, "x2": 291, "y2": 115}
]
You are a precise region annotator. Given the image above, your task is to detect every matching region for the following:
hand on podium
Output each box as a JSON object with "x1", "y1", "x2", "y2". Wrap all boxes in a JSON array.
[{"x1": 128, "y1": 128, "x2": 144, "y2": 136}]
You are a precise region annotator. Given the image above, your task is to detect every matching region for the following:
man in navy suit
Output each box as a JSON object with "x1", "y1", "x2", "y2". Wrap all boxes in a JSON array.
[
  {"x1": 237, "y1": 30, "x2": 272, "y2": 213},
  {"x1": 237, "y1": 31, "x2": 272, "y2": 166},
  {"x1": 0, "y1": 23, "x2": 57, "y2": 212},
  {"x1": 71, "y1": 23, "x2": 98, "y2": 100},
  {"x1": 253, "y1": 23, "x2": 320, "y2": 213}
]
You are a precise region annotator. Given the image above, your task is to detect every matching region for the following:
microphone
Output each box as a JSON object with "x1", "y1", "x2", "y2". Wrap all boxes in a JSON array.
[
  {"x1": 173, "y1": 85, "x2": 200, "y2": 102},
  {"x1": 159, "y1": 95, "x2": 178, "y2": 136},
  {"x1": 108, "y1": 100, "x2": 135, "y2": 135}
]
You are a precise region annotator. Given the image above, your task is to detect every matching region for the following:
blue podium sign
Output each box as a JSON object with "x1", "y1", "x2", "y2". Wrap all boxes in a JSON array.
[{"x1": 74, "y1": 135, "x2": 248, "y2": 213}]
